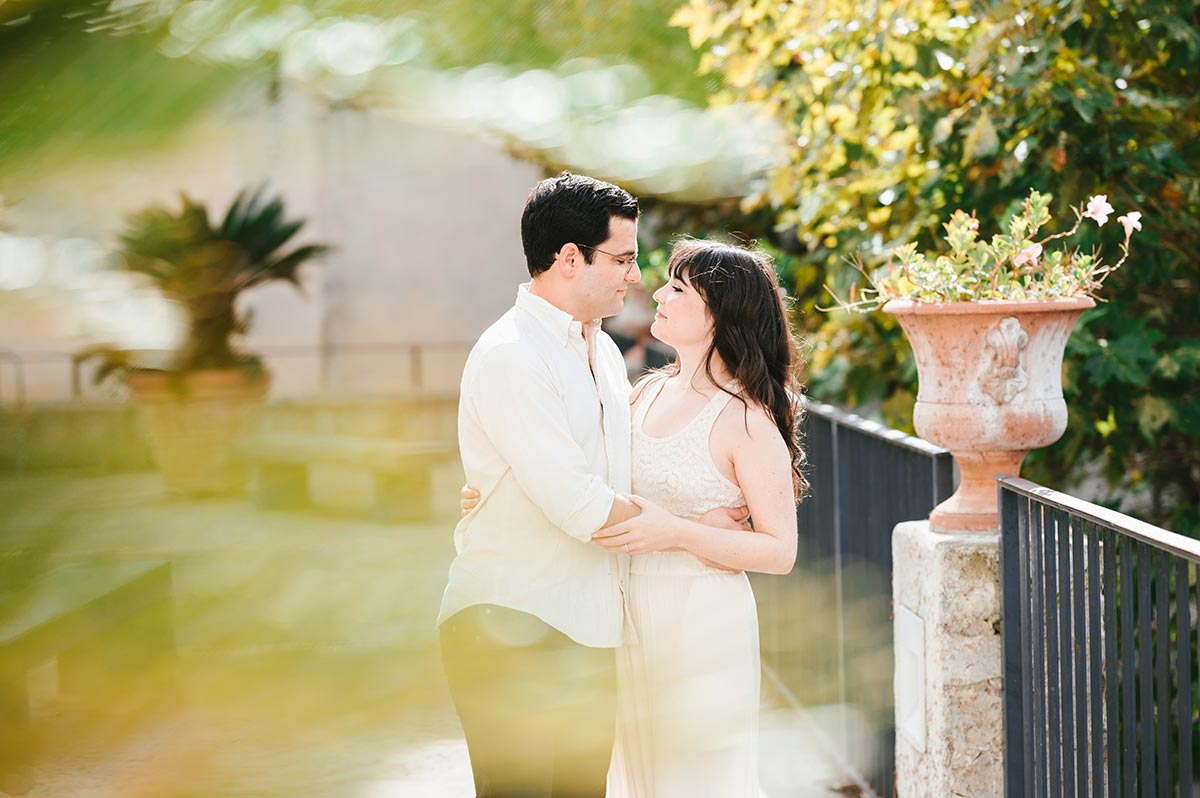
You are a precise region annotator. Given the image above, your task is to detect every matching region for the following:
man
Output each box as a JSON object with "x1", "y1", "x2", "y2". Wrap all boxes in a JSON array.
[{"x1": 437, "y1": 171, "x2": 646, "y2": 798}]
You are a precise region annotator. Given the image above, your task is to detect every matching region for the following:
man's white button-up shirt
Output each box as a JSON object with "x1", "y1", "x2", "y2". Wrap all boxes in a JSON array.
[{"x1": 437, "y1": 284, "x2": 633, "y2": 648}]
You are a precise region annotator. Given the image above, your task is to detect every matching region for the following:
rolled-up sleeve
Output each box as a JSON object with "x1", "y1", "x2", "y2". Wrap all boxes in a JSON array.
[{"x1": 469, "y1": 344, "x2": 615, "y2": 541}]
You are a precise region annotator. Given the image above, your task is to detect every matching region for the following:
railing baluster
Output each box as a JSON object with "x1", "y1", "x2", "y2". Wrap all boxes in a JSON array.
[
  {"x1": 1122, "y1": 534, "x2": 1138, "y2": 794},
  {"x1": 1070, "y1": 515, "x2": 1088, "y2": 797},
  {"x1": 1104, "y1": 526, "x2": 1120, "y2": 796},
  {"x1": 1140, "y1": 541, "x2": 1159, "y2": 796},
  {"x1": 1021, "y1": 494, "x2": 1037, "y2": 798},
  {"x1": 1156, "y1": 548, "x2": 1172, "y2": 797},
  {"x1": 1193, "y1": 559, "x2": 1199, "y2": 798},
  {"x1": 1058, "y1": 509, "x2": 1077, "y2": 798},
  {"x1": 1031, "y1": 496, "x2": 1049, "y2": 798},
  {"x1": 831, "y1": 418, "x2": 848, "y2": 756},
  {"x1": 1177, "y1": 558, "x2": 1194, "y2": 797},
  {"x1": 1086, "y1": 521, "x2": 1104, "y2": 795},
  {"x1": 1046, "y1": 504, "x2": 1064, "y2": 798},
  {"x1": 1000, "y1": 483, "x2": 1027, "y2": 797}
]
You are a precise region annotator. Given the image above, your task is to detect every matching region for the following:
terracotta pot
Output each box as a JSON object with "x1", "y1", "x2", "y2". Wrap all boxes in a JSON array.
[
  {"x1": 126, "y1": 368, "x2": 270, "y2": 496},
  {"x1": 883, "y1": 297, "x2": 1094, "y2": 532}
]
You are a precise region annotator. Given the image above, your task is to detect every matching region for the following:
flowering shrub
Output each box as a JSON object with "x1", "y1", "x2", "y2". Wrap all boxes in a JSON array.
[{"x1": 831, "y1": 189, "x2": 1141, "y2": 309}]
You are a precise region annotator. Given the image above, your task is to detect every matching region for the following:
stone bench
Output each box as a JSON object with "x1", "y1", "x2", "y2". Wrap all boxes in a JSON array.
[
  {"x1": 0, "y1": 560, "x2": 174, "y2": 795},
  {"x1": 235, "y1": 433, "x2": 453, "y2": 522}
]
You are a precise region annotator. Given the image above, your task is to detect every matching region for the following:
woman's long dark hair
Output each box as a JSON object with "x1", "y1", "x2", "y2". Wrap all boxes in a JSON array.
[{"x1": 661, "y1": 238, "x2": 809, "y2": 499}]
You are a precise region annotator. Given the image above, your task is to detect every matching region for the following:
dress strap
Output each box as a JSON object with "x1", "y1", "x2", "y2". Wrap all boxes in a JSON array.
[
  {"x1": 631, "y1": 374, "x2": 669, "y2": 429},
  {"x1": 693, "y1": 383, "x2": 743, "y2": 438}
]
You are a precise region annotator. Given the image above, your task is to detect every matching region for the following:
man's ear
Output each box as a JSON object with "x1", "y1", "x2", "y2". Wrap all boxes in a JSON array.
[{"x1": 553, "y1": 243, "x2": 583, "y2": 279}]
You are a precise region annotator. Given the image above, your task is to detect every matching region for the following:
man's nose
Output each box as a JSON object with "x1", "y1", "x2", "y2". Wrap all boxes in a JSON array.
[{"x1": 625, "y1": 263, "x2": 642, "y2": 283}]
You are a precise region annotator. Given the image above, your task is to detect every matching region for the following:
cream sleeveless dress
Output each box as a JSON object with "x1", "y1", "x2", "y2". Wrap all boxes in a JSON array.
[{"x1": 607, "y1": 377, "x2": 761, "y2": 798}]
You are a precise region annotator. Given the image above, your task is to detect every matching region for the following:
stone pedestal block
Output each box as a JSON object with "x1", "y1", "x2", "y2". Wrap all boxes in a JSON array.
[{"x1": 893, "y1": 520, "x2": 1003, "y2": 797}]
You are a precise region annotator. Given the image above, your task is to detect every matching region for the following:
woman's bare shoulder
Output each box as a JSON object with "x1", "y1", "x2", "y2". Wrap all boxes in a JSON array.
[{"x1": 714, "y1": 394, "x2": 786, "y2": 449}]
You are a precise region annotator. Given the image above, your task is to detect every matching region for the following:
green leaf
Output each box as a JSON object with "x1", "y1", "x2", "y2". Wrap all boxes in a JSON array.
[
  {"x1": 962, "y1": 111, "x2": 999, "y2": 163},
  {"x1": 1136, "y1": 396, "x2": 1176, "y2": 441},
  {"x1": 1085, "y1": 330, "x2": 1162, "y2": 388},
  {"x1": 1070, "y1": 93, "x2": 1096, "y2": 123}
]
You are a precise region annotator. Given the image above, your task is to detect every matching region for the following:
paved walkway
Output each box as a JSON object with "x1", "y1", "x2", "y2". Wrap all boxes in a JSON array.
[{"x1": 0, "y1": 470, "x2": 856, "y2": 797}]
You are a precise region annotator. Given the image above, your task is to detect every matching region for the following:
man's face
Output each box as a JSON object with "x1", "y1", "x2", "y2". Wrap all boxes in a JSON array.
[{"x1": 575, "y1": 216, "x2": 640, "y2": 320}]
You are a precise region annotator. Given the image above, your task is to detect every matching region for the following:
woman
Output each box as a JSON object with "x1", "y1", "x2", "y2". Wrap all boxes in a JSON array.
[{"x1": 464, "y1": 239, "x2": 806, "y2": 797}]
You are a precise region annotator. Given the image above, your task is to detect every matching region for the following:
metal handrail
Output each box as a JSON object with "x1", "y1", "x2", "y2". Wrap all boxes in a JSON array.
[
  {"x1": 802, "y1": 397, "x2": 948, "y2": 457},
  {"x1": 998, "y1": 475, "x2": 1200, "y2": 562},
  {"x1": 58, "y1": 341, "x2": 477, "y2": 398}
]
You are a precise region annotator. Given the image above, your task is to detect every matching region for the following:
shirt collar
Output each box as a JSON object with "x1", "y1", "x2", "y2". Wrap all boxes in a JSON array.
[{"x1": 515, "y1": 283, "x2": 599, "y2": 346}]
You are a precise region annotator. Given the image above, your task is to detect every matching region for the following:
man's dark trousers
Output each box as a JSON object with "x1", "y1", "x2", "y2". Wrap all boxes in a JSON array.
[{"x1": 440, "y1": 604, "x2": 617, "y2": 798}]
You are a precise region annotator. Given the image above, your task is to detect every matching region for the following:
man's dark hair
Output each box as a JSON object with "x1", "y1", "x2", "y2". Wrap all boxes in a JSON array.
[{"x1": 520, "y1": 172, "x2": 639, "y2": 277}]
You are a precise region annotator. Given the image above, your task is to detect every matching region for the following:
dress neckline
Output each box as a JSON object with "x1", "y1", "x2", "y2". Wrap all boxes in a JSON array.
[{"x1": 635, "y1": 376, "x2": 740, "y2": 442}]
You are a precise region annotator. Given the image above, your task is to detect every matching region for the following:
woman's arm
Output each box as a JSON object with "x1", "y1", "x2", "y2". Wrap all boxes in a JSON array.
[{"x1": 592, "y1": 405, "x2": 797, "y2": 575}]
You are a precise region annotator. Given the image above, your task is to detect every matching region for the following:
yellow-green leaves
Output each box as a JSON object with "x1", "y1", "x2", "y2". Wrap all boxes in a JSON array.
[{"x1": 962, "y1": 111, "x2": 999, "y2": 163}]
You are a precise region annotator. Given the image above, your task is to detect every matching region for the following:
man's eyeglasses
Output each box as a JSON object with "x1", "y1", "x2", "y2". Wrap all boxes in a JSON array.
[{"x1": 577, "y1": 244, "x2": 639, "y2": 275}]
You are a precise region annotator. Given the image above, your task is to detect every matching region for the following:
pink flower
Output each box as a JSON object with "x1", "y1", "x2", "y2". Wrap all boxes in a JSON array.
[
  {"x1": 1083, "y1": 194, "x2": 1114, "y2": 226},
  {"x1": 1118, "y1": 211, "x2": 1142, "y2": 237},
  {"x1": 1012, "y1": 242, "x2": 1043, "y2": 267}
]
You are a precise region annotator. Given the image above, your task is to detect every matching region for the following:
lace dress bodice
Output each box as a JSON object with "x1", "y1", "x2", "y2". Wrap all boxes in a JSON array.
[{"x1": 630, "y1": 377, "x2": 745, "y2": 575}]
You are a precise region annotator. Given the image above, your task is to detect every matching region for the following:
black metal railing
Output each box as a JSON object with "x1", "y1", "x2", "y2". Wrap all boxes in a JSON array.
[
  {"x1": 755, "y1": 399, "x2": 955, "y2": 798},
  {"x1": 999, "y1": 476, "x2": 1200, "y2": 797}
]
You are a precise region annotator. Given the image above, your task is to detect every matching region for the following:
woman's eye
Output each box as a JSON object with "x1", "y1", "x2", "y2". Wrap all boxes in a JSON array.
[{"x1": 672, "y1": 284, "x2": 684, "y2": 293}]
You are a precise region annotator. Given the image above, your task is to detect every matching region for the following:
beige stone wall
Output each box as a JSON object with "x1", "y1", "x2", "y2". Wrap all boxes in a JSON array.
[{"x1": 2, "y1": 80, "x2": 539, "y2": 401}]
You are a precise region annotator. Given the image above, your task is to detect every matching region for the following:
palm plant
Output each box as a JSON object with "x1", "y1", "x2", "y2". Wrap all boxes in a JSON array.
[{"x1": 108, "y1": 186, "x2": 328, "y2": 377}]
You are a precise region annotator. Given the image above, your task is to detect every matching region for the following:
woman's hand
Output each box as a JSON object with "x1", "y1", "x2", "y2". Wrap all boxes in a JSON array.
[
  {"x1": 696, "y1": 504, "x2": 753, "y2": 532},
  {"x1": 688, "y1": 505, "x2": 752, "y2": 572},
  {"x1": 460, "y1": 485, "x2": 480, "y2": 517},
  {"x1": 592, "y1": 495, "x2": 681, "y2": 554}
]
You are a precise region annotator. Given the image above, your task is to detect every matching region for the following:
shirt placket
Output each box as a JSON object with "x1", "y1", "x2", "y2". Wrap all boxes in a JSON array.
[
  {"x1": 579, "y1": 324, "x2": 610, "y2": 482},
  {"x1": 582, "y1": 326, "x2": 638, "y2": 644}
]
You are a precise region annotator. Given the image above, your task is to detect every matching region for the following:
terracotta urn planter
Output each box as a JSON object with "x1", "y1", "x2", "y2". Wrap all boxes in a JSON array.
[
  {"x1": 883, "y1": 297, "x2": 1094, "y2": 532},
  {"x1": 126, "y1": 368, "x2": 270, "y2": 496}
]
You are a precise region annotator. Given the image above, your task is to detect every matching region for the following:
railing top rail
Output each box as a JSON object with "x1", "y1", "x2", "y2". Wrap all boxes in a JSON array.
[
  {"x1": 802, "y1": 397, "x2": 949, "y2": 457},
  {"x1": 999, "y1": 475, "x2": 1200, "y2": 563}
]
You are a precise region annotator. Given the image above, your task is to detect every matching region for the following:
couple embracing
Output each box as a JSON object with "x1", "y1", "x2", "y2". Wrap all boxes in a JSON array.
[{"x1": 438, "y1": 172, "x2": 807, "y2": 798}]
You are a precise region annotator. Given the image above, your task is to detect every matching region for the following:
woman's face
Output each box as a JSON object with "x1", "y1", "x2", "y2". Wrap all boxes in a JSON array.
[{"x1": 650, "y1": 269, "x2": 712, "y2": 350}]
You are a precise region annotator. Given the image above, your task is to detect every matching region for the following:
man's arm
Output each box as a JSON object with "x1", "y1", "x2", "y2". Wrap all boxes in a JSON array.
[
  {"x1": 462, "y1": 485, "x2": 642, "y2": 527},
  {"x1": 470, "y1": 344, "x2": 625, "y2": 542},
  {"x1": 604, "y1": 494, "x2": 641, "y2": 528}
]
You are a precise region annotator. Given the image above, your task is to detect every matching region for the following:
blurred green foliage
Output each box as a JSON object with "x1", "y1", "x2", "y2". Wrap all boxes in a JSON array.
[
  {"x1": 377, "y1": 0, "x2": 713, "y2": 103},
  {"x1": 675, "y1": 0, "x2": 1200, "y2": 532},
  {"x1": 0, "y1": 0, "x2": 710, "y2": 187},
  {"x1": 0, "y1": 0, "x2": 241, "y2": 183}
]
